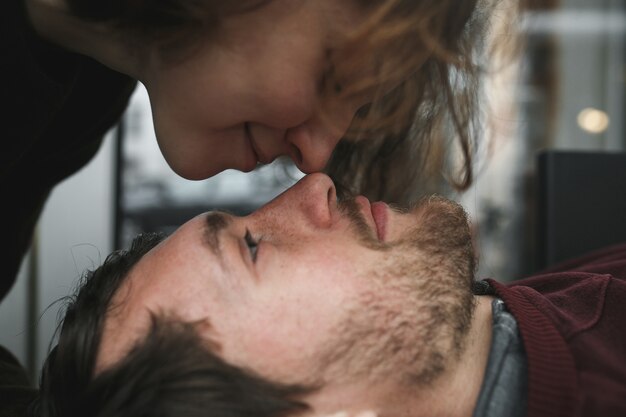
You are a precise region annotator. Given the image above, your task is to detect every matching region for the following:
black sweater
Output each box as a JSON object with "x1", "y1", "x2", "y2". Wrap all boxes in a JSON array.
[{"x1": 2, "y1": 0, "x2": 137, "y2": 302}]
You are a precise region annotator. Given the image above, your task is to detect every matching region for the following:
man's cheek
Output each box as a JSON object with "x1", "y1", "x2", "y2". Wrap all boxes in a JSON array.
[{"x1": 224, "y1": 304, "x2": 333, "y2": 383}]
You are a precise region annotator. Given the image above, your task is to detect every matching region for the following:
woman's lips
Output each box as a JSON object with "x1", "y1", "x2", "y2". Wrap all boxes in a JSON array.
[
  {"x1": 242, "y1": 123, "x2": 259, "y2": 171},
  {"x1": 245, "y1": 123, "x2": 276, "y2": 165}
]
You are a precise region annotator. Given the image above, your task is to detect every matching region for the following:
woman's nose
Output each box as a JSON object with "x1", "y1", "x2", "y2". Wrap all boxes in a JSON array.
[
  {"x1": 263, "y1": 173, "x2": 337, "y2": 229},
  {"x1": 251, "y1": 62, "x2": 360, "y2": 173},
  {"x1": 285, "y1": 105, "x2": 355, "y2": 173},
  {"x1": 285, "y1": 124, "x2": 340, "y2": 173}
]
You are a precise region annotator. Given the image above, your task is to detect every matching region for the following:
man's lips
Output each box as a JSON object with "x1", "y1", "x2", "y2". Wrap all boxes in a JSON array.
[
  {"x1": 371, "y1": 201, "x2": 388, "y2": 241},
  {"x1": 355, "y1": 196, "x2": 388, "y2": 241}
]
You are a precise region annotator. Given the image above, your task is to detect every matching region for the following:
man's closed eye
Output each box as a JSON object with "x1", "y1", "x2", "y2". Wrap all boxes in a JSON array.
[{"x1": 244, "y1": 229, "x2": 259, "y2": 262}]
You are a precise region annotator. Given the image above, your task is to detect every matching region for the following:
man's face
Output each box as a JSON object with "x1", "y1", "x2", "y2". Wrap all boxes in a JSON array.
[{"x1": 98, "y1": 174, "x2": 475, "y2": 393}]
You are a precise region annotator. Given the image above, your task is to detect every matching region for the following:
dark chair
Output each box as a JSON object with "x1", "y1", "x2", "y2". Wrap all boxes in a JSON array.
[{"x1": 535, "y1": 150, "x2": 626, "y2": 271}]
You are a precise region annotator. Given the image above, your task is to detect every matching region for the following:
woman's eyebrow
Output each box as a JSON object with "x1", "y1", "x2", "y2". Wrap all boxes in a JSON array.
[{"x1": 203, "y1": 211, "x2": 233, "y2": 259}]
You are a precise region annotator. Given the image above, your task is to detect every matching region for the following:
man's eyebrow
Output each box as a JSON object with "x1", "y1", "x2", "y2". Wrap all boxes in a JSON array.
[{"x1": 203, "y1": 211, "x2": 232, "y2": 259}]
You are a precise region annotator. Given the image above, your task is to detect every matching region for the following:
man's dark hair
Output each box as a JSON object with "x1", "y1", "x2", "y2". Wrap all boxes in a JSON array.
[{"x1": 30, "y1": 232, "x2": 312, "y2": 417}]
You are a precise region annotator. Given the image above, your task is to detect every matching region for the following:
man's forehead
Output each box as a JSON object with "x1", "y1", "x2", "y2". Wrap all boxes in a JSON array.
[
  {"x1": 110, "y1": 211, "x2": 234, "y2": 320},
  {"x1": 96, "y1": 212, "x2": 233, "y2": 371}
]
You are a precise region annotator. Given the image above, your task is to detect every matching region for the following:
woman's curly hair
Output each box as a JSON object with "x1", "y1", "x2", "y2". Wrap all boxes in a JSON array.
[{"x1": 64, "y1": 0, "x2": 518, "y2": 205}]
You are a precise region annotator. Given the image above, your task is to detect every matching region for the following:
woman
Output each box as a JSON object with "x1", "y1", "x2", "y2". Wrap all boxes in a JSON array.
[{"x1": 4, "y1": 0, "x2": 491, "y2": 298}]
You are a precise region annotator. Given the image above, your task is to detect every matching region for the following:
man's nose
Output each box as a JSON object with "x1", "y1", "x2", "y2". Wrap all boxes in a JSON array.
[{"x1": 264, "y1": 173, "x2": 337, "y2": 229}]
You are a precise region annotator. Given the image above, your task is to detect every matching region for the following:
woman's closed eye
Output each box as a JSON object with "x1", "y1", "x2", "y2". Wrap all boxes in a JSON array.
[{"x1": 244, "y1": 229, "x2": 259, "y2": 262}]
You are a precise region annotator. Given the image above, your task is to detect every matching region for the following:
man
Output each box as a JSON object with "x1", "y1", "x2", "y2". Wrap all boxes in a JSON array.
[{"x1": 26, "y1": 174, "x2": 626, "y2": 417}]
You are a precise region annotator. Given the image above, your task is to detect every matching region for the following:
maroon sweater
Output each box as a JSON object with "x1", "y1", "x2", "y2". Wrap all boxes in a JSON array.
[{"x1": 486, "y1": 243, "x2": 626, "y2": 417}]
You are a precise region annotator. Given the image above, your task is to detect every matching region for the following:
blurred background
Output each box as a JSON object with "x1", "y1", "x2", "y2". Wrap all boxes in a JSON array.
[{"x1": 1, "y1": 0, "x2": 624, "y2": 380}]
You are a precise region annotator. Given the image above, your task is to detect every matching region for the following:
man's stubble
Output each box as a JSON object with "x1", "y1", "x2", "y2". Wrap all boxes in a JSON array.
[{"x1": 316, "y1": 196, "x2": 476, "y2": 387}]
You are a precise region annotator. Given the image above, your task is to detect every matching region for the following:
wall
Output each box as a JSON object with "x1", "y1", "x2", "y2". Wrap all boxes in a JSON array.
[{"x1": 0, "y1": 129, "x2": 117, "y2": 378}]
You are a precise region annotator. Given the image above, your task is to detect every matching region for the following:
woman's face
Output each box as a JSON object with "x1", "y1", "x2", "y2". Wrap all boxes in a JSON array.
[{"x1": 136, "y1": 0, "x2": 371, "y2": 179}]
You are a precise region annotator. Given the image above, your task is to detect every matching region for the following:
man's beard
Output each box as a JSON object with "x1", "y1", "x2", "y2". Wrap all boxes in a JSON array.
[{"x1": 316, "y1": 195, "x2": 476, "y2": 387}]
